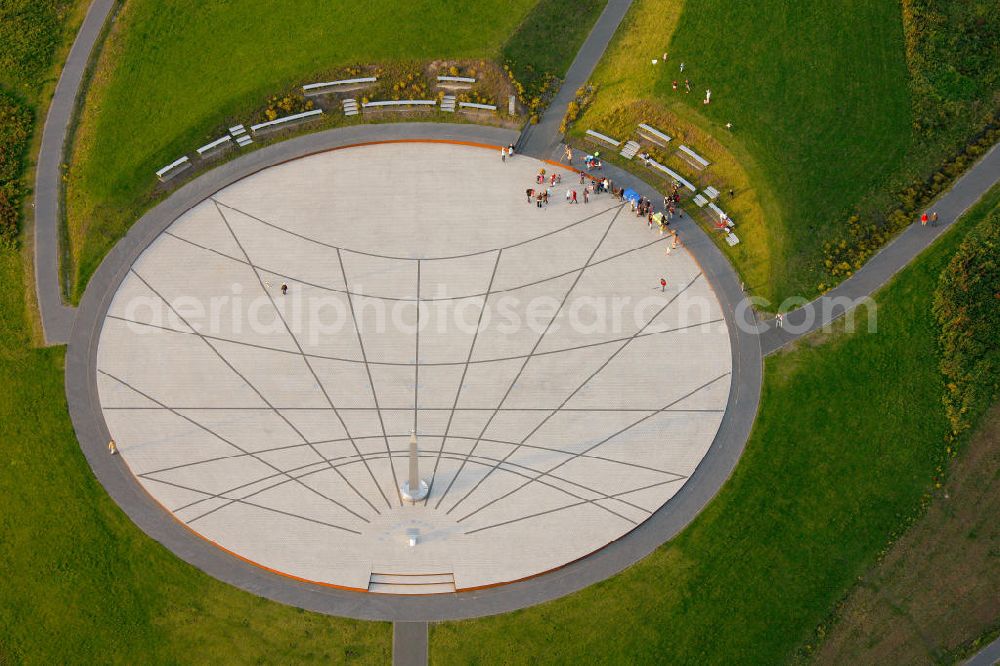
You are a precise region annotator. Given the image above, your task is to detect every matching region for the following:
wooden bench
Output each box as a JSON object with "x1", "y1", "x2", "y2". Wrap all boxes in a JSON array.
[
  {"x1": 156, "y1": 156, "x2": 190, "y2": 182},
  {"x1": 458, "y1": 101, "x2": 497, "y2": 112},
  {"x1": 362, "y1": 99, "x2": 437, "y2": 112},
  {"x1": 637, "y1": 123, "x2": 672, "y2": 147},
  {"x1": 196, "y1": 136, "x2": 232, "y2": 157},
  {"x1": 647, "y1": 159, "x2": 696, "y2": 192},
  {"x1": 678, "y1": 144, "x2": 711, "y2": 170},
  {"x1": 302, "y1": 76, "x2": 377, "y2": 96},
  {"x1": 585, "y1": 129, "x2": 622, "y2": 148},
  {"x1": 250, "y1": 109, "x2": 324, "y2": 134}
]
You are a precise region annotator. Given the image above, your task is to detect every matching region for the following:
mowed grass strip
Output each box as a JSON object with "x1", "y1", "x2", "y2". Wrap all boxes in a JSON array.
[
  {"x1": 429, "y1": 188, "x2": 1000, "y2": 663},
  {"x1": 66, "y1": 0, "x2": 538, "y2": 298},
  {"x1": 0, "y1": 248, "x2": 390, "y2": 662}
]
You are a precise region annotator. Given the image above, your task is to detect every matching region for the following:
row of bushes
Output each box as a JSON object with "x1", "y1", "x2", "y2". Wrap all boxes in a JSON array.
[
  {"x1": 559, "y1": 84, "x2": 597, "y2": 134},
  {"x1": 0, "y1": 90, "x2": 33, "y2": 244},
  {"x1": 932, "y1": 208, "x2": 1000, "y2": 437},
  {"x1": 818, "y1": 114, "x2": 1000, "y2": 291}
]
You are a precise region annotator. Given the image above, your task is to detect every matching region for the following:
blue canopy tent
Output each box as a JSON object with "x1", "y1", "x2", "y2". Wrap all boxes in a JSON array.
[{"x1": 623, "y1": 188, "x2": 640, "y2": 203}]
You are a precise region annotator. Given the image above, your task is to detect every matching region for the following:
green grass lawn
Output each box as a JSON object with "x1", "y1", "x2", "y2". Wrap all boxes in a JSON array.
[
  {"x1": 65, "y1": 0, "x2": 545, "y2": 299},
  {"x1": 576, "y1": 0, "x2": 999, "y2": 304},
  {"x1": 429, "y1": 186, "x2": 1000, "y2": 663},
  {"x1": 664, "y1": 0, "x2": 913, "y2": 300},
  {"x1": 0, "y1": 247, "x2": 390, "y2": 663}
]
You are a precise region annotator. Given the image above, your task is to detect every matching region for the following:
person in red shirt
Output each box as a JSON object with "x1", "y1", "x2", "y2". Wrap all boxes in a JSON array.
[{"x1": 921, "y1": 212, "x2": 929, "y2": 226}]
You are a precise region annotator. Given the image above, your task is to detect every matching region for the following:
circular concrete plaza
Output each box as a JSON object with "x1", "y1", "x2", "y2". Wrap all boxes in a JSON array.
[{"x1": 95, "y1": 142, "x2": 732, "y2": 593}]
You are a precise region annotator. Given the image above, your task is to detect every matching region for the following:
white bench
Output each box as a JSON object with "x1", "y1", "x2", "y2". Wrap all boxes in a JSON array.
[
  {"x1": 362, "y1": 99, "x2": 437, "y2": 110},
  {"x1": 637, "y1": 123, "x2": 672, "y2": 146},
  {"x1": 648, "y1": 159, "x2": 696, "y2": 192},
  {"x1": 585, "y1": 129, "x2": 622, "y2": 148},
  {"x1": 458, "y1": 101, "x2": 497, "y2": 111},
  {"x1": 155, "y1": 156, "x2": 190, "y2": 182},
  {"x1": 196, "y1": 136, "x2": 232, "y2": 157},
  {"x1": 708, "y1": 202, "x2": 728, "y2": 220},
  {"x1": 704, "y1": 186, "x2": 719, "y2": 200},
  {"x1": 693, "y1": 194, "x2": 709, "y2": 207},
  {"x1": 678, "y1": 144, "x2": 710, "y2": 169},
  {"x1": 437, "y1": 76, "x2": 476, "y2": 83},
  {"x1": 302, "y1": 76, "x2": 377, "y2": 95},
  {"x1": 250, "y1": 109, "x2": 324, "y2": 134},
  {"x1": 726, "y1": 233, "x2": 740, "y2": 246}
]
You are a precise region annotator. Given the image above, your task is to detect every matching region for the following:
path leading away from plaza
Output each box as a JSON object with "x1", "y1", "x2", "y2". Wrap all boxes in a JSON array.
[{"x1": 34, "y1": 0, "x2": 117, "y2": 344}]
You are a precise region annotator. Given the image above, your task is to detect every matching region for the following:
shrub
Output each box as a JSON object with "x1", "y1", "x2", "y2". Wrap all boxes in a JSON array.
[
  {"x1": 0, "y1": 90, "x2": 33, "y2": 242},
  {"x1": 902, "y1": 0, "x2": 1000, "y2": 136},
  {"x1": 0, "y1": 186, "x2": 19, "y2": 240},
  {"x1": 0, "y1": 0, "x2": 71, "y2": 90},
  {"x1": 932, "y1": 208, "x2": 1000, "y2": 436},
  {"x1": 262, "y1": 93, "x2": 313, "y2": 121}
]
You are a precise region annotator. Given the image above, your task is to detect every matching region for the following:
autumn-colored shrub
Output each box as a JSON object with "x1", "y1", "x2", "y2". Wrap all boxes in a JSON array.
[
  {"x1": 262, "y1": 94, "x2": 313, "y2": 121},
  {"x1": 932, "y1": 208, "x2": 1000, "y2": 436},
  {"x1": 0, "y1": 90, "x2": 33, "y2": 242}
]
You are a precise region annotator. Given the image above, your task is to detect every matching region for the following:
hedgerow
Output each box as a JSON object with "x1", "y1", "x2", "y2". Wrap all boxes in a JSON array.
[
  {"x1": 0, "y1": 90, "x2": 33, "y2": 242},
  {"x1": 932, "y1": 208, "x2": 1000, "y2": 437}
]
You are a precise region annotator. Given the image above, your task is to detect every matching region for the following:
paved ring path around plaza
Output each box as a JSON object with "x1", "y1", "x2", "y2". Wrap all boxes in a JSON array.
[{"x1": 67, "y1": 123, "x2": 762, "y2": 620}]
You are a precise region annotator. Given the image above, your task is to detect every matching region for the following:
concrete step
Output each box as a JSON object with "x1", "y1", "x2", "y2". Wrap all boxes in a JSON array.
[
  {"x1": 370, "y1": 573, "x2": 454, "y2": 585},
  {"x1": 368, "y1": 571, "x2": 456, "y2": 594},
  {"x1": 620, "y1": 140, "x2": 640, "y2": 159},
  {"x1": 368, "y1": 582, "x2": 456, "y2": 595}
]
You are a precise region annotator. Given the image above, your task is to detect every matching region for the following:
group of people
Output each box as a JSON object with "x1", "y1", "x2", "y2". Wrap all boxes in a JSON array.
[
  {"x1": 525, "y1": 168, "x2": 613, "y2": 209},
  {"x1": 521, "y1": 163, "x2": 684, "y2": 257}
]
